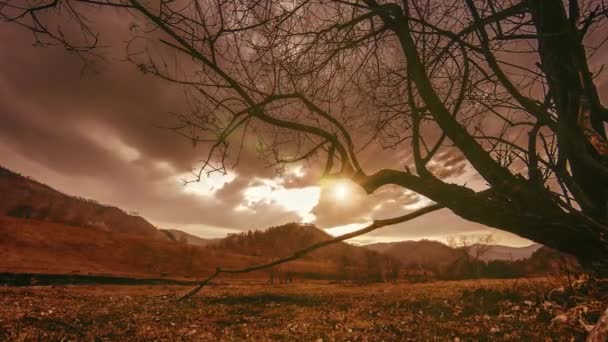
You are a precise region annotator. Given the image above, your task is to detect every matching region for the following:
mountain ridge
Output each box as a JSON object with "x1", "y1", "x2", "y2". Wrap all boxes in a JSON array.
[
  {"x1": 0, "y1": 166, "x2": 168, "y2": 240},
  {"x1": 0, "y1": 165, "x2": 579, "y2": 282},
  {"x1": 365, "y1": 240, "x2": 543, "y2": 262}
]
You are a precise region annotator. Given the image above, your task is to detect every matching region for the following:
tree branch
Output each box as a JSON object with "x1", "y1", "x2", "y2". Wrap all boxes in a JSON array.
[{"x1": 177, "y1": 203, "x2": 443, "y2": 301}]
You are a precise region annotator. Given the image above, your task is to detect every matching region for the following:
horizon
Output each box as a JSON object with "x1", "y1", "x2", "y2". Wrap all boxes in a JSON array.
[{"x1": 0, "y1": 163, "x2": 535, "y2": 247}]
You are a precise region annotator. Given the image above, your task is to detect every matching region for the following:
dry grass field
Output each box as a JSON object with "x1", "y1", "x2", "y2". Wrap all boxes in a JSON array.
[{"x1": 1, "y1": 278, "x2": 606, "y2": 341}]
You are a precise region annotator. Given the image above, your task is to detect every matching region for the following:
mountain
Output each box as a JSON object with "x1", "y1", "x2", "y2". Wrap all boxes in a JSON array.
[
  {"x1": 215, "y1": 223, "x2": 401, "y2": 282},
  {"x1": 366, "y1": 240, "x2": 542, "y2": 265},
  {"x1": 0, "y1": 167, "x2": 399, "y2": 282},
  {"x1": 0, "y1": 165, "x2": 579, "y2": 282},
  {"x1": 0, "y1": 166, "x2": 167, "y2": 240},
  {"x1": 365, "y1": 240, "x2": 465, "y2": 273},
  {"x1": 364, "y1": 239, "x2": 580, "y2": 279},
  {"x1": 0, "y1": 216, "x2": 398, "y2": 282},
  {"x1": 161, "y1": 228, "x2": 217, "y2": 246},
  {"x1": 0, "y1": 215, "x2": 233, "y2": 278},
  {"x1": 469, "y1": 243, "x2": 542, "y2": 262}
]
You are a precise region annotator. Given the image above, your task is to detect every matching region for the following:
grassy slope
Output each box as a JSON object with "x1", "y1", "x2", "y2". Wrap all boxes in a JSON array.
[{"x1": 0, "y1": 216, "x2": 342, "y2": 280}]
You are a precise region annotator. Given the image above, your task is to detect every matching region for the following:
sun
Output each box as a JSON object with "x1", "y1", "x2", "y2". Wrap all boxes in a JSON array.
[{"x1": 333, "y1": 181, "x2": 350, "y2": 200}]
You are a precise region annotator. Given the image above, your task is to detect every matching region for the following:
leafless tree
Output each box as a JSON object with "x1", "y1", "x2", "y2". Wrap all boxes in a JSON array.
[
  {"x1": 3, "y1": 0, "x2": 608, "y2": 275},
  {"x1": 448, "y1": 233, "x2": 496, "y2": 277},
  {"x1": 448, "y1": 234, "x2": 496, "y2": 261}
]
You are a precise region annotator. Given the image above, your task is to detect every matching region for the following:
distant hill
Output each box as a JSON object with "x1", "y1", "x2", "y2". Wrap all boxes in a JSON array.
[
  {"x1": 161, "y1": 228, "x2": 217, "y2": 247},
  {"x1": 364, "y1": 240, "x2": 579, "y2": 279},
  {"x1": 217, "y1": 223, "x2": 388, "y2": 262},
  {"x1": 0, "y1": 166, "x2": 167, "y2": 240},
  {"x1": 366, "y1": 240, "x2": 465, "y2": 273},
  {"x1": 366, "y1": 240, "x2": 542, "y2": 264},
  {"x1": 218, "y1": 223, "x2": 334, "y2": 257},
  {"x1": 0, "y1": 216, "x2": 399, "y2": 282},
  {"x1": 0, "y1": 166, "x2": 400, "y2": 282},
  {"x1": 0, "y1": 165, "x2": 581, "y2": 282},
  {"x1": 469, "y1": 243, "x2": 542, "y2": 261},
  {"x1": 0, "y1": 215, "x2": 260, "y2": 279},
  {"x1": 216, "y1": 223, "x2": 401, "y2": 282}
]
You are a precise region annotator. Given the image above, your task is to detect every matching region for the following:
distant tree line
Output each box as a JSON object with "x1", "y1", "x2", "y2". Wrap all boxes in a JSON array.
[{"x1": 430, "y1": 247, "x2": 581, "y2": 281}]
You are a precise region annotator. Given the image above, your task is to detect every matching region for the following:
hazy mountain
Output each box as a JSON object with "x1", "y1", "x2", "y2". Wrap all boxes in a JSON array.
[
  {"x1": 469, "y1": 243, "x2": 542, "y2": 261},
  {"x1": 366, "y1": 240, "x2": 542, "y2": 264},
  {"x1": 365, "y1": 240, "x2": 465, "y2": 272},
  {"x1": 161, "y1": 228, "x2": 218, "y2": 246},
  {"x1": 364, "y1": 239, "x2": 578, "y2": 279}
]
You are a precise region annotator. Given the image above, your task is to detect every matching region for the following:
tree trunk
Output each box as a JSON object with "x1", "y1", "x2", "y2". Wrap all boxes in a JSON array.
[{"x1": 528, "y1": 0, "x2": 608, "y2": 221}]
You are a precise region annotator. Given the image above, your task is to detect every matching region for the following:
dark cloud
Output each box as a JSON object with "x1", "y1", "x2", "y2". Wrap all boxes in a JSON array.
[{"x1": 0, "y1": 21, "x2": 304, "y2": 235}]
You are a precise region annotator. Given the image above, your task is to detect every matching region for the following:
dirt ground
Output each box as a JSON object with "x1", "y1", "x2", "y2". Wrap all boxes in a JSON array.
[{"x1": 0, "y1": 278, "x2": 605, "y2": 341}]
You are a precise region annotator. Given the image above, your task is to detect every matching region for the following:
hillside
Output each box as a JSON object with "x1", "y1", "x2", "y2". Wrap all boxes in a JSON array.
[
  {"x1": 0, "y1": 216, "x2": 366, "y2": 281},
  {"x1": 0, "y1": 167, "x2": 167, "y2": 240},
  {"x1": 0, "y1": 166, "x2": 398, "y2": 282},
  {"x1": 367, "y1": 240, "x2": 542, "y2": 264},
  {"x1": 365, "y1": 240, "x2": 465, "y2": 273},
  {"x1": 0, "y1": 215, "x2": 266, "y2": 278},
  {"x1": 469, "y1": 243, "x2": 542, "y2": 261},
  {"x1": 365, "y1": 240, "x2": 580, "y2": 279},
  {"x1": 216, "y1": 223, "x2": 401, "y2": 282},
  {"x1": 161, "y1": 228, "x2": 217, "y2": 246},
  {"x1": 0, "y1": 165, "x2": 580, "y2": 282}
]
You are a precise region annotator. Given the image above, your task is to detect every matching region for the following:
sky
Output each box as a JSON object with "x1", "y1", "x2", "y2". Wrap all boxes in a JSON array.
[{"x1": 0, "y1": 10, "x2": 552, "y2": 247}]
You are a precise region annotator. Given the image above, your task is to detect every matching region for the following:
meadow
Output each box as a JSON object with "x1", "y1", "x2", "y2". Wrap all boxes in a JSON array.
[{"x1": 1, "y1": 278, "x2": 604, "y2": 341}]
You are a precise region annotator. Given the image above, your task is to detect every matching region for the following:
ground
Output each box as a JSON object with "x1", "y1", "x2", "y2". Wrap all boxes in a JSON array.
[{"x1": 0, "y1": 278, "x2": 605, "y2": 341}]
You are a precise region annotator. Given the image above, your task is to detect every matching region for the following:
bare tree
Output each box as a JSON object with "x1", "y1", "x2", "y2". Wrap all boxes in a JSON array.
[
  {"x1": 448, "y1": 234, "x2": 496, "y2": 261},
  {"x1": 3, "y1": 0, "x2": 608, "y2": 274},
  {"x1": 448, "y1": 233, "x2": 496, "y2": 278}
]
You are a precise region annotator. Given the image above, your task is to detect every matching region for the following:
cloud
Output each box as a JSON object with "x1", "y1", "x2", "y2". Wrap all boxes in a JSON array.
[
  {"x1": 312, "y1": 180, "x2": 426, "y2": 228},
  {"x1": 427, "y1": 149, "x2": 468, "y2": 179},
  {"x1": 0, "y1": 12, "x2": 538, "y2": 247},
  {"x1": 241, "y1": 177, "x2": 320, "y2": 222},
  {"x1": 0, "y1": 23, "x2": 283, "y2": 234}
]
